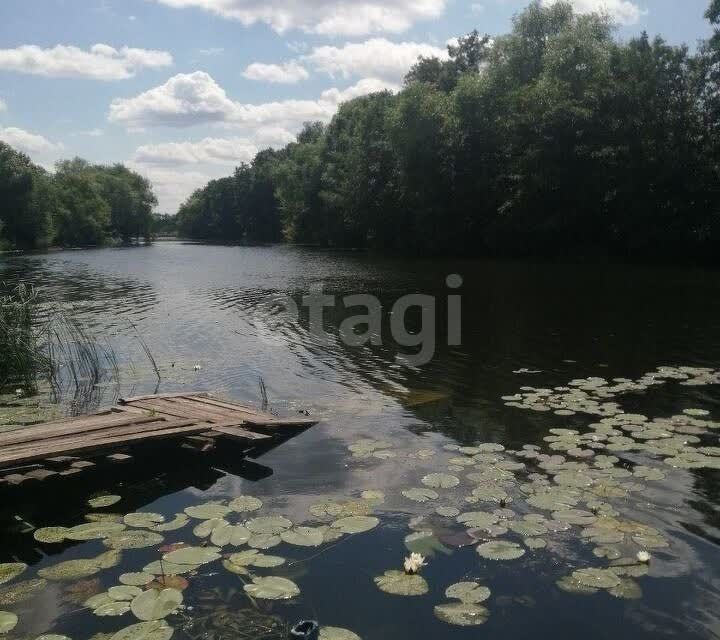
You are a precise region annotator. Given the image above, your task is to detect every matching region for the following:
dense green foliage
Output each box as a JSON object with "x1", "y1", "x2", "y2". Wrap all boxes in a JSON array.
[
  {"x1": 0, "y1": 149, "x2": 156, "y2": 249},
  {"x1": 176, "y1": 1, "x2": 720, "y2": 259}
]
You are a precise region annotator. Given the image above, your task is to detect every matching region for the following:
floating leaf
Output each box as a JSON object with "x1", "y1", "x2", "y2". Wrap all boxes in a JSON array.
[
  {"x1": 436, "y1": 506, "x2": 460, "y2": 517},
  {"x1": 36, "y1": 635, "x2": 72, "y2": 640},
  {"x1": 33, "y1": 527, "x2": 68, "y2": 543},
  {"x1": 571, "y1": 568, "x2": 621, "y2": 589},
  {"x1": 104, "y1": 530, "x2": 164, "y2": 550},
  {"x1": 524, "y1": 538, "x2": 547, "y2": 550},
  {"x1": 281, "y1": 527, "x2": 326, "y2": 547},
  {"x1": 374, "y1": 570, "x2": 428, "y2": 596},
  {"x1": 402, "y1": 488, "x2": 438, "y2": 503},
  {"x1": 39, "y1": 557, "x2": 107, "y2": 581},
  {"x1": 143, "y1": 561, "x2": 198, "y2": 577},
  {"x1": 246, "y1": 516, "x2": 293, "y2": 535},
  {"x1": 331, "y1": 516, "x2": 379, "y2": 534},
  {"x1": 225, "y1": 550, "x2": 285, "y2": 571},
  {"x1": 192, "y1": 519, "x2": 228, "y2": 539},
  {"x1": 434, "y1": 602, "x2": 489, "y2": 627},
  {"x1": 476, "y1": 541, "x2": 525, "y2": 560},
  {"x1": 131, "y1": 588, "x2": 183, "y2": 621},
  {"x1": 422, "y1": 474, "x2": 460, "y2": 489},
  {"x1": 228, "y1": 496, "x2": 263, "y2": 512},
  {"x1": 110, "y1": 620, "x2": 174, "y2": 640},
  {"x1": 0, "y1": 579, "x2": 47, "y2": 605},
  {"x1": 95, "y1": 601, "x2": 131, "y2": 617},
  {"x1": 243, "y1": 577, "x2": 299, "y2": 600},
  {"x1": 445, "y1": 582, "x2": 490, "y2": 604},
  {"x1": 248, "y1": 534, "x2": 281, "y2": 549},
  {"x1": 163, "y1": 547, "x2": 220, "y2": 566},
  {"x1": 0, "y1": 563, "x2": 25, "y2": 585},
  {"x1": 120, "y1": 573, "x2": 154, "y2": 587},
  {"x1": 609, "y1": 579, "x2": 642, "y2": 599},
  {"x1": 109, "y1": 586, "x2": 143, "y2": 601},
  {"x1": 210, "y1": 524, "x2": 251, "y2": 547},
  {"x1": 360, "y1": 490, "x2": 385, "y2": 503},
  {"x1": 65, "y1": 522, "x2": 126, "y2": 541},
  {"x1": 152, "y1": 515, "x2": 189, "y2": 532},
  {"x1": 184, "y1": 503, "x2": 231, "y2": 520},
  {"x1": 0, "y1": 611, "x2": 18, "y2": 634},
  {"x1": 88, "y1": 495, "x2": 121, "y2": 508},
  {"x1": 457, "y1": 512, "x2": 499, "y2": 529},
  {"x1": 124, "y1": 514, "x2": 165, "y2": 529},
  {"x1": 319, "y1": 627, "x2": 361, "y2": 640}
]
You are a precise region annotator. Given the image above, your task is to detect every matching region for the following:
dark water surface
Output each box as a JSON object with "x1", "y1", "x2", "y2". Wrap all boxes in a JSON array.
[{"x1": 1, "y1": 242, "x2": 720, "y2": 640}]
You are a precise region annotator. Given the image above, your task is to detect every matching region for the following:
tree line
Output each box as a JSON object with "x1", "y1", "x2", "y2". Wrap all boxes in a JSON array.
[
  {"x1": 177, "y1": 0, "x2": 720, "y2": 260},
  {"x1": 0, "y1": 148, "x2": 157, "y2": 249}
]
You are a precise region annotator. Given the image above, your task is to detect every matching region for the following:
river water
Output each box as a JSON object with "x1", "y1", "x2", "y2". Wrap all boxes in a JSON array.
[{"x1": 1, "y1": 242, "x2": 720, "y2": 640}]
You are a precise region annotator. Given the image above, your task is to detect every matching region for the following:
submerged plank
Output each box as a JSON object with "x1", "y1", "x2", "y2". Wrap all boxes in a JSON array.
[{"x1": 211, "y1": 425, "x2": 272, "y2": 441}]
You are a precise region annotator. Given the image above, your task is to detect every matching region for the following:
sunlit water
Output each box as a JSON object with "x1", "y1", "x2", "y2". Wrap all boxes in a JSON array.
[{"x1": 1, "y1": 242, "x2": 720, "y2": 639}]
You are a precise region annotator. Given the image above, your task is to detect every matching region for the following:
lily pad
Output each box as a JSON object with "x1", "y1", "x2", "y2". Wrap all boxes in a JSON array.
[
  {"x1": 104, "y1": 530, "x2": 164, "y2": 550},
  {"x1": 248, "y1": 534, "x2": 281, "y2": 549},
  {"x1": 95, "y1": 601, "x2": 132, "y2": 617},
  {"x1": 331, "y1": 516, "x2": 379, "y2": 534},
  {"x1": 131, "y1": 588, "x2": 183, "y2": 621},
  {"x1": 457, "y1": 512, "x2": 499, "y2": 529},
  {"x1": 571, "y1": 568, "x2": 621, "y2": 589},
  {"x1": 124, "y1": 513, "x2": 165, "y2": 529},
  {"x1": 110, "y1": 620, "x2": 174, "y2": 640},
  {"x1": 246, "y1": 516, "x2": 293, "y2": 535},
  {"x1": 110, "y1": 586, "x2": 143, "y2": 601},
  {"x1": 228, "y1": 496, "x2": 263, "y2": 513},
  {"x1": 374, "y1": 570, "x2": 428, "y2": 596},
  {"x1": 0, "y1": 611, "x2": 18, "y2": 634},
  {"x1": 402, "y1": 488, "x2": 438, "y2": 503},
  {"x1": 153, "y1": 515, "x2": 189, "y2": 532},
  {"x1": 0, "y1": 579, "x2": 47, "y2": 605},
  {"x1": 65, "y1": 522, "x2": 126, "y2": 541},
  {"x1": 33, "y1": 527, "x2": 68, "y2": 543},
  {"x1": 88, "y1": 495, "x2": 122, "y2": 508},
  {"x1": 422, "y1": 474, "x2": 460, "y2": 489},
  {"x1": 192, "y1": 518, "x2": 228, "y2": 539},
  {"x1": 184, "y1": 503, "x2": 231, "y2": 520},
  {"x1": 225, "y1": 550, "x2": 285, "y2": 569},
  {"x1": 445, "y1": 582, "x2": 490, "y2": 604},
  {"x1": 0, "y1": 563, "x2": 26, "y2": 585},
  {"x1": 434, "y1": 602, "x2": 489, "y2": 627},
  {"x1": 476, "y1": 541, "x2": 525, "y2": 560},
  {"x1": 142, "y1": 561, "x2": 198, "y2": 576},
  {"x1": 243, "y1": 576, "x2": 300, "y2": 600},
  {"x1": 281, "y1": 527, "x2": 326, "y2": 547},
  {"x1": 120, "y1": 573, "x2": 154, "y2": 587},
  {"x1": 210, "y1": 524, "x2": 251, "y2": 547},
  {"x1": 162, "y1": 546, "x2": 220, "y2": 565},
  {"x1": 319, "y1": 627, "x2": 361, "y2": 640}
]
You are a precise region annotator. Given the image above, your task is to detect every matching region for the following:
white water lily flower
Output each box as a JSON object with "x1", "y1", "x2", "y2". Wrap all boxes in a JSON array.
[
  {"x1": 14, "y1": 389, "x2": 23, "y2": 397},
  {"x1": 636, "y1": 551, "x2": 651, "y2": 564},
  {"x1": 193, "y1": 364, "x2": 202, "y2": 371},
  {"x1": 403, "y1": 553, "x2": 427, "y2": 575}
]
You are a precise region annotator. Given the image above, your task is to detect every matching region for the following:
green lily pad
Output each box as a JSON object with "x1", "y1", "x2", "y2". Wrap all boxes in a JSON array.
[
  {"x1": 131, "y1": 588, "x2": 183, "y2": 621},
  {"x1": 86, "y1": 593, "x2": 113, "y2": 609},
  {"x1": 476, "y1": 541, "x2": 525, "y2": 560},
  {"x1": 436, "y1": 506, "x2": 460, "y2": 517},
  {"x1": 457, "y1": 512, "x2": 499, "y2": 529},
  {"x1": 153, "y1": 515, "x2": 189, "y2": 532},
  {"x1": 95, "y1": 601, "x2": 132, "y2": 617},
  {"x1": 556, "y1": 575, "x2": 598, "y2": 595},
  {"x1": 184, "y1": 503, "x2": 231, "y2": 520},
  {"x1": 225, "y1": 550, "x2": 285, "y2": 569},
  {"x1": 142, "y1": 561, "x2": 198, "y2": 576},
  {"x1": 360, "y1": 490, "x2": 385, "y2": 503},
  {"x1": 374, "y1": 570, "x2": 428, "y2": 596},
  {"x1": 422, "y1": 473, "x2": 460, "y2": 489},
  {"x1": 33, "y1": 527, "x2": 69, "y2": 543},
  {"x1": 402, "y1": 488, "x2": 438, "y2": 503},
  {"x1": 120, "y1": 573, "x2": 154, "y2": 587},
  {"x1": 104, "y1": 530, "x2": 164, "y2": 550},
  {"x1": 39, "y1": 555, "x2": 112, "y2": 581},
  {"x1": 319, "y1": 627, "x2": 361, "y2": 640},
  {"x1": 0, "y1": 579, "x2": 47, "y2": 605},
  {"x1": 434, "y1": 602, "x2": 489, "y2": 626},
  {"x1": 609, "y1": 578, "x2": 642, "y2": 599},
  {"x1": 35, "y1": 635, "x2": 72, "y2": 640},
  {"x1": 281, "y1": 527, "x2": 326, "y2": 547},
  {"x1": 571, "y1": 568, "x2": 621, "y2": 589},
  {"x1": 162, "y1": 546, "x2": 220, "y2": 566},
  {"x1": 88, "y1": 495, "x2": 122, "y2": 508},
  {"x1": 331, "y1": 516, "x2": 379, "y2": 534},
  {"x1": 248, "y1": 533, "x2": 281, "y2": 549},
  {"x1": 524, "y1": 538, "x2": 547, "y2": 549},
  {"x1": 192, "y1": 518, "x2": 228, "y2": 539},
  {"x1": 243, "y1": 576, "x2": 300, "y2": 600},
  {"x1": 210, "y1": 524, "x2": 251, "y2": 547},
  {"x1": 228, "y1": 496, "x2": 263, "y2": 512},
  {"x1": 0, "y1": 563, "x2": 26, "y2": 585},
  {"x1": 0, "y1": 611, "x2": 18, "y2": 634},
  {"x1": 110, "y1": 620, "x2": 174, "y2": 640},
  {"x1": 246, "y1": 516, "x2": 293, "y2": 535},
  {"x1": 124, "y1": 513, "x2": 165, "y2": 529},
  {"x1": 109, "y1": 586, "x2": 143, "y2": 601},
  {"x1": 445, "y1": 582, "x2": 490, "y2": 604},
  {"x1": 65, "y1": 522, "x2": 126, "y2": 541}
]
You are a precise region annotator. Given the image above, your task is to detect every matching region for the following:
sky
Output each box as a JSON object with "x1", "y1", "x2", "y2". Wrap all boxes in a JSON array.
[{"x1": 0, "y1": 0, "x2": 714, "y2": 213}]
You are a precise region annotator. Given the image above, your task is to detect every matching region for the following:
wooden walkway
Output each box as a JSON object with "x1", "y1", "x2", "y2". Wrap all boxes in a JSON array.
[{"x1": 0, "y1": 392, "x2": 316, "y2": 471}]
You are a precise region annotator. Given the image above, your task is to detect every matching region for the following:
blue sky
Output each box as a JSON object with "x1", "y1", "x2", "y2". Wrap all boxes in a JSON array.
[{"x1": 0, "y1": 0, "x2": 714, "y2": 212}]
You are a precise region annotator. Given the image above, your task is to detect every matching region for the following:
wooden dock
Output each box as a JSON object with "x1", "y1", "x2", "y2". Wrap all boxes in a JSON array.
[{"x1": 0, "y1": 392, "x2": 317, "y2": 474}]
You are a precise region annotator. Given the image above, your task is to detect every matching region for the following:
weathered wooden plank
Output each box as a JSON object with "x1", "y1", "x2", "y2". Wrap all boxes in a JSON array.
[
  {"x1": 211, "y1": 425, "x2": 272, "y2": 441},
  {"x1": 193, "y1": 396, "x2": 316, "y2": 427},
  {"x1": 0, "y1": 423, "x2": 213, "y2": 467},
  {"x1": 119, "y1": 391, "x2": 210, "y2": 404},
  {"x1": 0, "y1": 414, "x2": 164, "y2": 448},
  {"x1": 165, "y1": 397, "x2": 246, "y2": 422}
]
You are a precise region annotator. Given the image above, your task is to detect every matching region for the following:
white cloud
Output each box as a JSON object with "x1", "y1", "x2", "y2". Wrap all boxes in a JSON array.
[
  {"x1": 150, "y1": 0, "x2": 447, "y2": 36},
  {"x1": 0, "y1": 126, "x2": 62, "y2": 154},
  {"x1": 242, "y1": 60, "x2": 309, "y2": 84},
  {"x1": 304, "y1": 38, "x2": 447, "y2": 82},
  {"x1": 0, "y1": 44, "x2": 172, "y2": 80},
  {"x1": 128, "y1": 164, "x2": 213, "y2": 213},
  {"x1": 109, "y1": 71, "x2": 397, "y2": 130},
  {"x1": 541, "y1": 0, "x2": 644, "y2": 25},
  {"x1": 0, "y1": 98, "x2": 6, "y2": 112},
  {"x1": 134, "y1": 136, "x2": 260, "y2": 165},
  {"x1": 76, "y1": 128, "x2": 104, "y2": 137}
]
